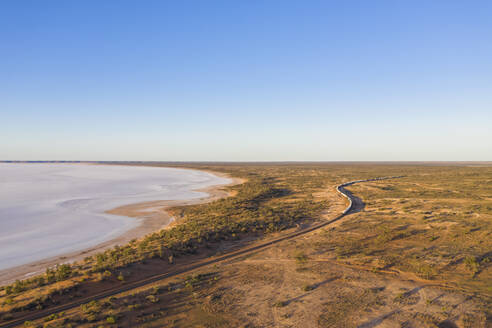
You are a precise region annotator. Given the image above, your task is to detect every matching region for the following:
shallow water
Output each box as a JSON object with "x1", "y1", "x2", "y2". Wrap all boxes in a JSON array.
[{"x1": 0, "y1": 163, "x2": 230, "y2": 270}]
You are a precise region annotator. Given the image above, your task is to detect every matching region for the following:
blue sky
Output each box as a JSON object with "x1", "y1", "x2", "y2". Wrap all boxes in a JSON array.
[{"x1": 1, "y1": 1, "x2": 491, "y2": 161}]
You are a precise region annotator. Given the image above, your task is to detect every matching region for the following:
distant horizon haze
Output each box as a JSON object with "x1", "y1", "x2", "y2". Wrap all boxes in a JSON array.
[{"x1": 1, "y1": 1, "x2": 491, "y2": 161}]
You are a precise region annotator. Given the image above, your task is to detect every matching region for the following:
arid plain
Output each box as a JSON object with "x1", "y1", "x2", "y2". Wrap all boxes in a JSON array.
[{"x1": 0, "y1": 163, "x2": 490, "y2": 328}]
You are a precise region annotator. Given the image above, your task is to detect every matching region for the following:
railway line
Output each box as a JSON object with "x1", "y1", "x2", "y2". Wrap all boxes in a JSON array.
[{"x1": 0, "y1": 176, "x2": 402, "y2": 327}]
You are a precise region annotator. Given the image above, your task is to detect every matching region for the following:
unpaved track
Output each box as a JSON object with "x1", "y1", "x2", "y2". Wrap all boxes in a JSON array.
[{"x1": 0, "y1": 176, "x2": 401, "y2": 328}]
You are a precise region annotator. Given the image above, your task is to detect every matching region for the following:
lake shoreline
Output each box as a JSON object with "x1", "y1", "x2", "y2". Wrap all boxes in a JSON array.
[{"x1": 0, "y1": 167, "x2": 242, "y2": 286}]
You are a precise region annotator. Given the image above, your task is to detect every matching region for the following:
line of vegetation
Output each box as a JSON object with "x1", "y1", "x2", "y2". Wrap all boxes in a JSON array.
[
  {"x1": 2, "y1": 163, "x2": 491, "y2": 324},
  {"x1": 1, "y1": 166, "x2": 330, "y2": 318}
]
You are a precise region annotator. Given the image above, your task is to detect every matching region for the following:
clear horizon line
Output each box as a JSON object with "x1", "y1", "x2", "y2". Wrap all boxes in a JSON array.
[{"x1": 1, "y1": 160, "x2": 491, "y2": 164}]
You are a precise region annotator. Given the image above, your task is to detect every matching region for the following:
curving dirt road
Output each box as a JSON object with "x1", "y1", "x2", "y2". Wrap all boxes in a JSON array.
[{"x1": 0, "y1": 176, "x2": 402, "y2": 328}]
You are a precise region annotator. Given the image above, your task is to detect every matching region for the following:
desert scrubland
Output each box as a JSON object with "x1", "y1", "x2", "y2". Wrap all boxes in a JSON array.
[{"x1": 0, "y1": 163, "x2": 490, "y2": 328}]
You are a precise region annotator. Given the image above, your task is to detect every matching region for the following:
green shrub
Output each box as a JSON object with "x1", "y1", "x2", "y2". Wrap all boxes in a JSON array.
[
  {"x1": 272, "y1": 301, "x2": 287, "y2": 307},
  {"x1": 146, "y1": 295, "x2": 159, "y2": 303},
  {"x1": 295, "y1": 252, "x2": 308, "y2": 264},
  {"x1": 106, "y1": 316, "x2": 117, "y2": 324}
]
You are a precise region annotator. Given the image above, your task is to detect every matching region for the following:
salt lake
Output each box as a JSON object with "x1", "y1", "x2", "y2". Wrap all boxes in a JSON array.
[{"x1": 0, "y1": 163, "x2": 230, "y2": 270}]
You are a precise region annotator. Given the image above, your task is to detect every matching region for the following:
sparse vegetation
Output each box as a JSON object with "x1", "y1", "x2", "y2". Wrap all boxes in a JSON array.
[{"x1": 1, "y1": 163, "x2": 491, "y2": 327}]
